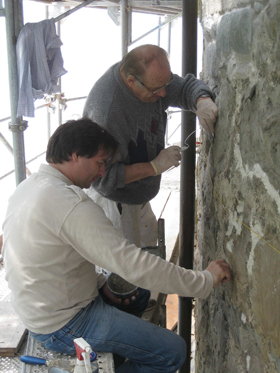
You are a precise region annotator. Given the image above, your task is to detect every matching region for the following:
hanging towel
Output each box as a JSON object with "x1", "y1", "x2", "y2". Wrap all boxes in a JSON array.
[{"x1": 16, "y1": 18, "x2": 67, "y2": 118}]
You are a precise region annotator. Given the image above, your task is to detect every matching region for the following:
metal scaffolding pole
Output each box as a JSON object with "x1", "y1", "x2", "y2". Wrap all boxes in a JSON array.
[
  {"x1": 55, "y1": 18, "x2": 63, "y2": 126},
  {"x1": 54, "y1": 0, "x2": 96, "y2": 23},
  {"x1": 120, "y1": 0, "x2": 130, "y2": 56},
  {"x1": 3, "y1": 0, "x2": 95, "y2": 188},
  {"x1": 0, "y1": 0, "x2": 4, "y2": 16},
  {"x1": 178, "y1": 0, "x2": 197, "y2": 372},
  {"x1": 167, "y1": 17, "x2": 171, "y2": 55},
  {"x1": 45, "y1": 5, "x2": 51, "y2": 139},
  {"x1": 129, "y1": 11, "x2": 181, "y2": 47},
  {"x1": 5, "y1": 0, "x2": 27, "y2": 186},
  {"x1": 157, "y1": 16, "x2": 161, "y2": 46}
]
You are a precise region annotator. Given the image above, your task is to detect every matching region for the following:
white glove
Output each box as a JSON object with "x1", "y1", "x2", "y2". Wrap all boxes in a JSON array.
[
  {"x1": 196, "y1": 98, "x2": 218, "y2": 134},
  {"x1": 150, "y1": 146, "x2": 181, "y2": 176}
]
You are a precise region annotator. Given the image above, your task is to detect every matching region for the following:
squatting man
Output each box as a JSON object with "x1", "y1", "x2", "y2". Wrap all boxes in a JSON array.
[{"x1": 2, "y1": 119, "x2": 231, "y2": 373}]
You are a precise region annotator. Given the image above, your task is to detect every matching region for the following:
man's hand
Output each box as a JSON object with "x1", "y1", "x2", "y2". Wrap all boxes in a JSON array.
[
  {"x1": 100, "y1": 282, "x2": 138, "y2": 306},
  {"x1": 196, "y1": 98, "x2": 218, "y2": 134},
  {"x1": 150, "y1": 146, "x2": 181, "y2": 176},
  {"x1": 206, "y1": 259, "x2": 231, "y2": 288}
]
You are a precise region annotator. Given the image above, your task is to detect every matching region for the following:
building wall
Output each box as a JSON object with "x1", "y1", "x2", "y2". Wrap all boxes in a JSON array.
[{"x1": 196, "y1": 0, "x2": 280, "y2": 371}]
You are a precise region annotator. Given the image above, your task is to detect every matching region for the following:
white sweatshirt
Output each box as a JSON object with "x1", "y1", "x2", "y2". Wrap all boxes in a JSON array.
[{"x1": 2, "y1": 164, "x2": 213, "y2": 334}]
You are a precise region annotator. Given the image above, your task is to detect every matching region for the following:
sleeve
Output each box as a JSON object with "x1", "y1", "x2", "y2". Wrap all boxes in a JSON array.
[
  {"x1": 59, "y1": 199, "x2": 214, "y2": 299},
  {"x1": 163, "y1": 73, "x2": 216, "y2": 112},
  {"x1": 95, "y1": 266, "x2": 108, "y2": 289}
]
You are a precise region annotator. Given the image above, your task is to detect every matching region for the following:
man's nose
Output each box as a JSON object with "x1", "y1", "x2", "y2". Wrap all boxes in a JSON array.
[{"x1": 156, "y1": 87, "x2": 166, "y2": 97}]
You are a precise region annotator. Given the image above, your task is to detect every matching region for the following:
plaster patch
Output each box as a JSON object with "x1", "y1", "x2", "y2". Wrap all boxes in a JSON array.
[
  {"x1": 203, "y1": 14, "x2": 219, "y2": 41},
  {"x1": 232, "y1": 63, "x2": 254, "y2": 80},
  {"x1": 226, "y1": 214, "x2": 243, "y2": 236},
  {"x1": 237, "y1": 202, "x2": 244, "y2": 214},
  {"x1": 247, "y1": 217, "x2": 263, "y2": 276},
  {"x1": 234, "y1": 136, "x2": 280, "y2": 214},
  {"x1": 233, "y1": 134, "x2": 249, "y2": 179},
  {"x1": 226, "y1": 239, "x2": 234, "y2": 253},
  {"x1": 241, "y1": 313, "x2": 247, "y2": 324},
  {"x1": 247, "y1": 164, "x2": 280, "y2": 215},
  {"x1": 203, "y1": 15, "x2": 216, "y2": 30},
  {"x1": 226, "y1": 200, "x2": 244, "y2": 236},
  {"x1": 246, "y1": 355, "x2": 251, "y2": 371}
]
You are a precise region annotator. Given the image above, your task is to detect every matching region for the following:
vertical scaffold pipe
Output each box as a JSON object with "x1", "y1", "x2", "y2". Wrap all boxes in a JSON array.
[
  {"x1": 120, "y1": 0, "x2": 129, "y2": 57},
  {"x1": 5, "y1": 0, "x2": 27, "y2": 186},
  {"x1": 178, "y1": 0, "x2": 197, "y2": 372}
]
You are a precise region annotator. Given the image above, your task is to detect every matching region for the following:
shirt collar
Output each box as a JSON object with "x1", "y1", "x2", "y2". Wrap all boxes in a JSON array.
[{"x1": 39, "y1": 164, "x2": 73, "y2": 186}]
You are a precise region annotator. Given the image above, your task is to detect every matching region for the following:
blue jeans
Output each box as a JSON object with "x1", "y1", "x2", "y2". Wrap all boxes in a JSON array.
[{"x1": 30, "y1": 289, "x2": 186, "y2": 373}]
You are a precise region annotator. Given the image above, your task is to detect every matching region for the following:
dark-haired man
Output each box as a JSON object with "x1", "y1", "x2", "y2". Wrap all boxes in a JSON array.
[
  {"x1": 83, "y1": 44, "x2": 218, "y2": 248},
  {"x1": 3, "y1": 118, "x2": 230, "y2": 373}
]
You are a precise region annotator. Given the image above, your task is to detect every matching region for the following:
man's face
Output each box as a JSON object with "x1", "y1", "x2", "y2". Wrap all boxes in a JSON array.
[
  {"x1": 132, "y1": 57, "x2": 172, "y2": 103},
  {"x1": 71, "y1": 148, "x2": 109, "y2": 189}
]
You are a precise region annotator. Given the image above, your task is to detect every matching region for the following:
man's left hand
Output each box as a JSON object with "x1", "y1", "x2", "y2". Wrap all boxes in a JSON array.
[{"x1": 196, "y1": 98, "x2": 218, "y2": 134}]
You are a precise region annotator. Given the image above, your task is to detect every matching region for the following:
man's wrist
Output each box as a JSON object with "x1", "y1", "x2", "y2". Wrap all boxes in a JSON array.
[
  {"x1": 150, "y1": 161, "x2": 158, "y2": 176},
  {"x1": 197, "y1": 94, "x2": 210, "y2": 104}
]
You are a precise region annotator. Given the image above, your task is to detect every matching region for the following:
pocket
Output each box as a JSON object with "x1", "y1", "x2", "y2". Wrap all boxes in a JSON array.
[{"x1": 40, "y1": 334, "x2": 76, "y2": 354}]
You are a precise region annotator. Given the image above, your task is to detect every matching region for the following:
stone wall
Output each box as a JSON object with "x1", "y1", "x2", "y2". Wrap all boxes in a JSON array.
[{"x1": 195, "y1": 0, "x2": 280, "y2": 371}]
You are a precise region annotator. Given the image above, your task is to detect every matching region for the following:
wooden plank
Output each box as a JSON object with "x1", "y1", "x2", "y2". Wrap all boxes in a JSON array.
[{"x1": 0, "y1": 293, "x2": 27, "y2": 357}]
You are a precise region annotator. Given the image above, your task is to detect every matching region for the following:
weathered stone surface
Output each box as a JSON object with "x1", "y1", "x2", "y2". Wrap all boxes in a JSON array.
[{"x1": 196, "y1": 0, "x2": 280, "y2": 371}]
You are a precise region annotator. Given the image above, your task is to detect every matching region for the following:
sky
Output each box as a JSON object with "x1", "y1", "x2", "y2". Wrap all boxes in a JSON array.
[{"x1": 0, "y1": 1, "x2": 202, "y2": 233}]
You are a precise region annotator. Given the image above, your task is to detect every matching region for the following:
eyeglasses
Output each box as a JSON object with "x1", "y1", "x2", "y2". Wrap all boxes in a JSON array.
[{"x1": 131, "y1": 72, "x2": 174, "y2": 95}]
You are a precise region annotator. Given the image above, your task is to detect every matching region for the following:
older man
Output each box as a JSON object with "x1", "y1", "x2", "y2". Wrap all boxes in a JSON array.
[
  {"x1": 3, "y1": 118, "x2": 230, "y2": 373},
  {"x1": 83, "y1": 44, "x2": 218, "y2": 247}
]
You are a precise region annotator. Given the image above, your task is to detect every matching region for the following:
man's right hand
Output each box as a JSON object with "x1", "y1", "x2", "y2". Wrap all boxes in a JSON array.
[
  {"x1": 206, "y1": 259, "x2": 231, "y2": 288},
  {"x1": 150, "y1": 146, "x2": 181, "y2": 176}
]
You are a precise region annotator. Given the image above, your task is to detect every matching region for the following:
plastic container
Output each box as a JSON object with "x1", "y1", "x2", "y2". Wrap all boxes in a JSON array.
[{"x1": 73, "y1": 338, "x2": 98, "y2": 373}]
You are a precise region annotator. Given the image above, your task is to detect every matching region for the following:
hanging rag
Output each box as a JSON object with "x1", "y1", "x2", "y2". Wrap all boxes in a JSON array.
[{"x1": 16, "y1": 18, "x2": 67, "y2": 118}]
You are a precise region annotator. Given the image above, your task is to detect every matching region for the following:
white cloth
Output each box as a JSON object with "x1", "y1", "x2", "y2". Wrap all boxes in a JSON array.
[
  {"x1": 85, "y1": 188, "x2": 158, "y2": 248},
  {"x1": 2, "y1": 164, "x2": 213, "y2": 334},
  {"x1": 16, "y1": 18, "x2": 67, "y2": 117}
]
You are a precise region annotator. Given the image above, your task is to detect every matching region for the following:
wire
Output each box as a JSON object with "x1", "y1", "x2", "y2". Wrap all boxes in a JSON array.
[
  {"x1": 166, "y1": 131, "x2": 197, "y2": 172},
  {"x1": 180, "y1": 130, "x2": 196, "y2": 151}
]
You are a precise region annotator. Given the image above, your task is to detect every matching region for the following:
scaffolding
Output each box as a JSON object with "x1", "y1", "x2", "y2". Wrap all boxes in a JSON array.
[{"x1": 1, "y1": 0, "x2": 183, "y2": 185}]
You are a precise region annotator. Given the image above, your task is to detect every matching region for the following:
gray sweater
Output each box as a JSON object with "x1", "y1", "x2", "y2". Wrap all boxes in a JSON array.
[{"x1": 83, "y1": 63, "x2": 215, "y2": 205}]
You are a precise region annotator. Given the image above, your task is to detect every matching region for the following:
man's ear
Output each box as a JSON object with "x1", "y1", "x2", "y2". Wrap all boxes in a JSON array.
[
  {"x1": 72, "y1": 153, "x2": 79, "y2": 162},
  {"x1": 127, "y1": 75, "x2": 135, "y2": 88}
]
